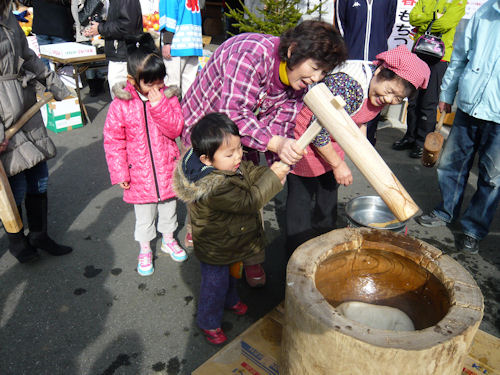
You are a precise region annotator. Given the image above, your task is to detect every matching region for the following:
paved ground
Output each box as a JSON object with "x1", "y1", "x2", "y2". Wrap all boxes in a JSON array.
[{"x1": 0, "y1": 88, "x2": 498, "y2": 375}]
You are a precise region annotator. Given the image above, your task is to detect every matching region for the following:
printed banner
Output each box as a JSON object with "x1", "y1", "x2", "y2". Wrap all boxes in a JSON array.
[{"x1": 388, "y1": 0, "x2": 417, "y2": 50}]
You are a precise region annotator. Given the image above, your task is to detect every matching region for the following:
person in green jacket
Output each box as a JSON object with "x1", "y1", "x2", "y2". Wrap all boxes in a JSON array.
[
  {"x1": 392, "y1": 0, "x2": 466, "y2": 158},
  {"x1": 173, "y1": 113, "x2": 289, "y2": 345}
]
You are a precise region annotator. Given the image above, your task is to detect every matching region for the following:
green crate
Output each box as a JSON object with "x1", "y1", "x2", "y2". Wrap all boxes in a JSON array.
[
  {"x1": 45, "y1": 111, "x2": 83, "y2": 133},
  {"x1": 44, "y1": 97, "x2": 83, "y2": 133}
]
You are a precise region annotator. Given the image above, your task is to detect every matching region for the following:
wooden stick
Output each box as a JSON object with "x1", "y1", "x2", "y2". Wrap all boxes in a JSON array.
[
  {"x1": 4, "y1": 93, "x2": 54, "y2": 140},
  {"x1": 435, "y1": 111, "x2": 446, "y2": 134},
  {"x1": 304, "y1": 84, "x2": 419, "y2": 222},
  {"x1": 279, "y1": 119, "x2": 323, "y2": 166},
  {"x1": 0, "y1": 93, "x2": 55, "y2": 233}
]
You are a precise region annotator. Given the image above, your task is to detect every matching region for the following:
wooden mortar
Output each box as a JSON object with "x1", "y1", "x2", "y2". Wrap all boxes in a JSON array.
[{"x1": 281, "y1": 228, "x2": 483, "y2": 375}]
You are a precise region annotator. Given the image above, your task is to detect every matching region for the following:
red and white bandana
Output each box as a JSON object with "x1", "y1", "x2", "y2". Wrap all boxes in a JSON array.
[{"x1": 374, "y1": 45, "x2": 431, "y2": 90}]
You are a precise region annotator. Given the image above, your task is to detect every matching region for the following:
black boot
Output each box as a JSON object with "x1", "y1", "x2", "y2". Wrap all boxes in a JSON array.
[
  {"x1": 88, "y1": 79, "x2": 98, "y2": 97},
  {"x1": 88, "y1": 78, "x2": 104, "y2": 97},
  {"x1": 25, "y1": 193, "x2": 73, "y2": 256},
  {"x1": 95, "y1": 78, "x2": 105, "y2": 95},
  {"x1": 7, "y1": 206, "x2": 40, "y2": 263}
]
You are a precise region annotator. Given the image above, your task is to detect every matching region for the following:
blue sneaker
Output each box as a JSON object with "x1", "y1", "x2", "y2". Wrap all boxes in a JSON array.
[
  {"x1": 137, "y1": 251, "x2": 154, "y2": 276},
  {"x1": 161, "y1": 238, "x2": 187, "y2": 262}
]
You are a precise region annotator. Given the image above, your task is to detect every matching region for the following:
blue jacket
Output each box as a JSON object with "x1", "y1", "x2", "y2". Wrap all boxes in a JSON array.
[
  {"x1": 439, "y1": 0, "x2": 500, "y2": 123},
  {"x1": 159, "y1": 0, "x2": 203, "y2": 57},
  {"x1": 335, "y1": 0, "x2": 397, "y2": 60}
]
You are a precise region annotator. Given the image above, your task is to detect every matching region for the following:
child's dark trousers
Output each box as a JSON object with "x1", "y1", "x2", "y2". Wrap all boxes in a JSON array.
[{"x1": 197, "y1": 261, "x2": 240, "y2": 330}]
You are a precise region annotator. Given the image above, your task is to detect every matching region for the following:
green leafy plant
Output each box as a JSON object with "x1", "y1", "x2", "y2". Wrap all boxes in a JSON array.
[{"x1": 226, "y1": 0, "x2": 324, "y2": 36}]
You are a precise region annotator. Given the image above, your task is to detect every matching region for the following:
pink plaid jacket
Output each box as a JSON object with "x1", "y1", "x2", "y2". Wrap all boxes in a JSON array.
[{"x1": 181, "y1": 33, "x2": 306, "y2": 165}]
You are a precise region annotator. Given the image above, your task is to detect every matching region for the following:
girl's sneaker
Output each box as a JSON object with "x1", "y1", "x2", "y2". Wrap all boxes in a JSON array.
[
  {"x1": 137, "y1": 251, "x2": 154, "y2": 276},
  {"x1": 161, "y1": 238, "x2": 188, "y2": 262},
  {"x1": 202, "y1": 328, "x2": 227, "y2": 345}
]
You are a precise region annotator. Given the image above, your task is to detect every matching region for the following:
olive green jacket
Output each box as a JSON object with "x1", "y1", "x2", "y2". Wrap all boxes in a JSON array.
[
  {"x1": 173, "y1": 158, "x2": 283, "y2": 265},
  {"x1": 410, "y1": 0, "x2": 466, "y2": 62}
]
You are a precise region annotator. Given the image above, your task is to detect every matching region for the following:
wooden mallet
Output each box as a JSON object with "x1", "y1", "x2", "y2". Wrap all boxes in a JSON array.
[
  {"x1": 422, "y1": 112, "x2": 446, "y2": 168},
  {"x1": 0, "y1": 93, "x2": 54, "y2": 233},
  {"x1": 304, "y1": 83, "x2": 420, "y2": 222}
]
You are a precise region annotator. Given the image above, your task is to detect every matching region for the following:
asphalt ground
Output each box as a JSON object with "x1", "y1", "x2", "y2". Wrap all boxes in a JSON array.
[{"x1": 0, "y1": 88, "x2": 498, "y2": 375}]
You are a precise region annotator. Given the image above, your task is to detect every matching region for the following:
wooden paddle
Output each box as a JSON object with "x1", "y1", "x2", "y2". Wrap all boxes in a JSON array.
[{"x1": 422, "y1": 113, "x2": 446, "y2": 168}]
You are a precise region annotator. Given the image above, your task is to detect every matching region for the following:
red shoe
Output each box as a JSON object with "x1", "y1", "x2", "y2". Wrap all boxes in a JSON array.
[
  {"x1": 228, "y1": 301, "x2": 248, "y2": 315},
  {"x1": 184, "y1": 232, "x2": 193, "y2": 249},
  {"x1": 202, "y1": 328, "x2": 227, "y2": 345},
  {"x1": 244, "y1": 264, "x2": 266, "y2": 287}
]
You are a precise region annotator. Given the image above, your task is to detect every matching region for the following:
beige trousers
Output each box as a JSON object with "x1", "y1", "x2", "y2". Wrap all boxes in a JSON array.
[{"x1": 163, "y1": 56, "x2": 199, "y2": 97}]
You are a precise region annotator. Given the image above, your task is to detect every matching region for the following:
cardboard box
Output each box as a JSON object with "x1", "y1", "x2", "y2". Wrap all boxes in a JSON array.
[
  {"x1": 193, "y1": 307, "x2": 283, "y2": 375},
  {"x1": 198, "y1": 49, "x2": 213, "y2": 72},
  {"x1": 41, "y1": 96, "x2": 83, "y2": 133},
  {"x1": 27, "y1": 35, "x2": 40, "y2": 57},
  {"x1": 39, "y1": 42, "x2": 96, "y2": 59},
  {"x1": 194, "y1": 306, "x2": 500, "y2": 375},
  {"x1": 462, "y1": 330, "x2": 500, "y2": 375}
]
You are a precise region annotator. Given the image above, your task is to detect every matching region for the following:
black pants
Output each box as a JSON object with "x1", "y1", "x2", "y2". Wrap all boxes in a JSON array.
[
  {"x1": 285, "y1": 172, "x2": 339, "y2": 256},
  {"x1": 366, "y1": 113, "x2": 381, "y2": 146},
  {"x1": 405, "y1": 60, "x2": 448, "y2": 147}
]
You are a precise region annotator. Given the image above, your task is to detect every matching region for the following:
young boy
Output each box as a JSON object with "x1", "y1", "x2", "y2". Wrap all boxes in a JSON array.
[{"x1": 173, "y1": 113, "x2": 289, "y2": 344}]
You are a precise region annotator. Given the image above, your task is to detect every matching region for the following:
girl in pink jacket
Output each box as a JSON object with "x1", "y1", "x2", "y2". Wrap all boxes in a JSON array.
[{"x1": 103, "y1": 34, "x2": 186, "y2": 276}]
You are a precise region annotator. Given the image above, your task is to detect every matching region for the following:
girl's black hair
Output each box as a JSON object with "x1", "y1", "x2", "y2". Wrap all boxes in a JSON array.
[
  {"x1": 279, "y1": 20, "x2": 347, "y2": 72},
  {"x1": 126, "y1": 33, "x2": 166, "y2": 83},
  {"x1": 191, "y1": 113, "x2": 240, "y2": 160},
  {"x1": 376, "y1": 67, "x2": 417, "y2": 98}
]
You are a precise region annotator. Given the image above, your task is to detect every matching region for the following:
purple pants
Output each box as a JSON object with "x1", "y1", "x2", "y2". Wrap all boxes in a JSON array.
[{"x1": 197, "y1": 262, "x2": 240, "y2": 330}]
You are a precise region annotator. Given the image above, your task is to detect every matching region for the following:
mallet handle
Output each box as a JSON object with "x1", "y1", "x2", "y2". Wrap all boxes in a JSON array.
[
  {"x1": 4, "y1": 93, "x2": 54, "y2": 140},
  {"x1": 279, "y1": 119, "x2": 323, "y2": 167},
  {"x1": 435, "y1": 112, "x2": 446, "y2": 134}
]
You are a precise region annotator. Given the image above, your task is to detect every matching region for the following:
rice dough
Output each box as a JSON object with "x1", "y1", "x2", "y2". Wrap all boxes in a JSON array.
[{"x1": 336, "y1": 301, "x2": 415, "y2": 331}]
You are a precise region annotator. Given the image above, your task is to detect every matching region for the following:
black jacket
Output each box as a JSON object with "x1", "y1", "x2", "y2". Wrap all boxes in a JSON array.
[
  {"x1": 31, "y1": 0, "x2": 74, "y2": 41},
  {"x1": 98, "y1": 0, "x2": 142, "y2": 62}
]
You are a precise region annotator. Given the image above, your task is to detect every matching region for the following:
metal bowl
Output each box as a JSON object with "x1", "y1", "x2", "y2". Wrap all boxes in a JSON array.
[{"x1": 345, "y1": 196, "x2": 407, "y2": 231}]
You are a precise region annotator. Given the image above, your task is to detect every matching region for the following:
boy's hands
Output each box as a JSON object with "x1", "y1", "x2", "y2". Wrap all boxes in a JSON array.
[
  {"x1": 270, "y1": 162, "x2": 290, "y2": 185},
  {"x1": 119, "y1": 181, "x2": 130, "y2": 189},
  {"x1": 148, "y1": 87, "x2": 162, "y2": 107}
]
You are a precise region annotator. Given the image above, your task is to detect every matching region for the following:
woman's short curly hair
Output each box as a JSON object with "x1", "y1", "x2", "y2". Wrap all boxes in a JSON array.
[{"x1": 279, "y1": 20, "x2": 347, "y2": 71}]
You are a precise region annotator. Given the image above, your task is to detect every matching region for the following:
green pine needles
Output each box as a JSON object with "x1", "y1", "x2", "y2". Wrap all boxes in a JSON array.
[{"x1": 226, "y1": 0, "x2": 324, "y2": 36}]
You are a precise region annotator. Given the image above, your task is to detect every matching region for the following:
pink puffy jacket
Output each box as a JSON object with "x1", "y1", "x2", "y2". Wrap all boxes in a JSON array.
[{"x1": 103, "y1": 82, "x2": 184, "y2": 204}]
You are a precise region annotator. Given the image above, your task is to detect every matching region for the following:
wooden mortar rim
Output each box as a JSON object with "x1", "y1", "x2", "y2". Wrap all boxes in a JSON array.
[{"x1": 285, "y1": 228, "x2": 484, "y2": 350}]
